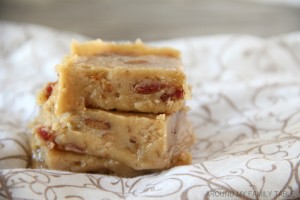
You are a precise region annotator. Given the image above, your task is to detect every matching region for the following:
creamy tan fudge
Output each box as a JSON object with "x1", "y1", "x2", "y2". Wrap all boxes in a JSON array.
[
  {"x1": 53, "y1": 40, "x2": 190, "y2": 114},
  {"x1": 31, "y1": 141, "x2": 152, "y2": 177},
  {"x1": 31, "y1": 39, "x2": 194, "y2": 176},
  {"x1": 32, "y1": 85, "x2": 194, "y2": 171}
]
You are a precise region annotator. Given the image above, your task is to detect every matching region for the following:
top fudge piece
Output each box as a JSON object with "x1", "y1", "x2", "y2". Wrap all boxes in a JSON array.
[{"x1": 54, "y1": 40, "x2": 190, "y2": 115}]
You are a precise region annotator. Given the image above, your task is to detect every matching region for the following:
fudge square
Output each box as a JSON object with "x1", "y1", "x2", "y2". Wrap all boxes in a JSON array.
[
  {"x1": 55, "y1": 39, "x2": 190, "y2": 115},
  {"x1": 31, "y1": 139, "x2": 153, "y2": 177},
  {"x1": 32, "y1": 85, "x2": 194, "y2": 171}
]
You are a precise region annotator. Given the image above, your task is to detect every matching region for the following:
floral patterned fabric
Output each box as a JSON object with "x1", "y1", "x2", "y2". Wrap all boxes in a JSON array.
[{"x1": 0, "y1": 21, "x2": 300, "y2": 200}]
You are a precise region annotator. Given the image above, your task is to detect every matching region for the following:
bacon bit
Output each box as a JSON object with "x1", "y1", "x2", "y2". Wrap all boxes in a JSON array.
[
  {"x1": 134, "y1": 82, "x2": 166, "y2": 94},
  {"x1": 84, "y1": 118, "x2": 110, "y2": 130},
  {"x1": 173, "y1": 88, "x2": 185, "y2": 99},
  {"x1": 45, "y1": 82, "x2": 56, "y2": 99},
  {"x1": 64, "y1": 143, "x2": 85, "y2": 154},
  {"x1": 160, "y1": 88, "x2": 184, "y2": 102},
  {"x1": 37, "y1": 126, "x2": 54, "y2": 142}
]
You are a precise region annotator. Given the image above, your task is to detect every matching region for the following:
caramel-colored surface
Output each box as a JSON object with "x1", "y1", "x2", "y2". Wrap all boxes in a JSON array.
[
  {"x1": 55, "y1": 42, "x2": 190, "y2": 114},
  {"x1": 33, "y1": 89, "x2": 194, "y2": 170},
  {"x1": 31, "y1": 145, "x2": 152, "y2": 177},
  {"x1": 74, "y1": 55, "x2": 181, "y2": 69},
  {"x1": 71, "y1": 40, "x2": 180, "y2": 57},
  {"x1": 31, "y1": 40, "x2": 194, "y2": 176}
]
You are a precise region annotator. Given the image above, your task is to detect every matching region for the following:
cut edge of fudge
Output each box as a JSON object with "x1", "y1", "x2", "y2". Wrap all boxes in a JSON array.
[
  {"x1": 33, "y1": 103, "x2": 194, "y2": 169},
  {"x1": 31, "y1": 94, "x2": 195, "y2": 170},
  {"x1": 31, "y1": 141, "x2": 154, "y2": 177},
  {"x1": 71, "y1": 39, "x2": 181, "y2": 58},
  {"x1": 53, "y1": 53, "x2": 191, "y2": 114},
  {"x1": 31, "y1": 135, "x2": 193, "y2": 177}
]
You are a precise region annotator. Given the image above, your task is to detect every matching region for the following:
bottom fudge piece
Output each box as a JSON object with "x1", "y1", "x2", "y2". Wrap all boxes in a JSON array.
[
  {"x1": 31, "y1": 88, "x2": 195, "y2": 171},
  {"x1": 31, "y1": 136, "x2": 192, "y2": 177},
  {"x1": 31, "y1": 143, "x2": 151, "y2": 177}
]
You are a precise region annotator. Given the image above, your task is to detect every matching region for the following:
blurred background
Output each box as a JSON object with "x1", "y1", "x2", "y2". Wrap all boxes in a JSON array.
[{"x1": 1, "y1": 0, "x2": 300, "y2": 41}]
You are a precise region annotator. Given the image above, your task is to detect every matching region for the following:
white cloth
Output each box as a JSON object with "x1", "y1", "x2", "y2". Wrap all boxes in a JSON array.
[{"x1": 0, "y1": 21, "x2": 300, "y2": 200}]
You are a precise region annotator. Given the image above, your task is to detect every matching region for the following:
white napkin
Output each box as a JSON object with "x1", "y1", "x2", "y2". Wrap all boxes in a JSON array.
[{"x1": 0, "y1": 21, "x2": 299, "y2": 200}]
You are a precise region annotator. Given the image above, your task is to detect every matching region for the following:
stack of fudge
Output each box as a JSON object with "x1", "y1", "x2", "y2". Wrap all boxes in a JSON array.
[{"x1": 30, "y1": 40, "x2": 195, "y2": 177}]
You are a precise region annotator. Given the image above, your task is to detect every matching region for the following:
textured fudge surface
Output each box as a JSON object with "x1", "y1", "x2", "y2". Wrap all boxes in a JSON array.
[
  {"x1": 54, "y1": 40, "x2": 190, "y2": 114},
  {"x1": 31, "y1": 141, "x2": 154, "y2": 177},
  {"x1": 33, "y1": 86, "x2": 194, "y2": 171},
  {"x1": 71, "y1": 39, "x2": 181, "y2": 57},
  {"x1": 32, "y1": 39, "x2": 194, "y2": 176}
]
